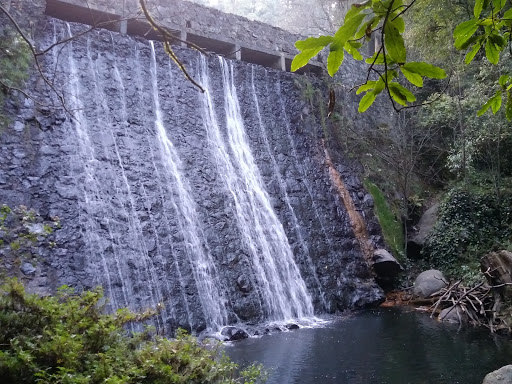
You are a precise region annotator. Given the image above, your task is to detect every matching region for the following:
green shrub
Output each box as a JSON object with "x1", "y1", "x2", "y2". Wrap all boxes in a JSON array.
[
  {"x1": 423, "y1": 189, "x2": 512, "y2": 275},
  {"x1": 0, "y1": 279, "x2": 265, "y2": 384}
]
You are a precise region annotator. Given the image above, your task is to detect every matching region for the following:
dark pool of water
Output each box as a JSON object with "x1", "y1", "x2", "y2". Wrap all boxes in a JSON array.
[{"x1": 225, "y1": 308, "x2": 512, "y2": 384}]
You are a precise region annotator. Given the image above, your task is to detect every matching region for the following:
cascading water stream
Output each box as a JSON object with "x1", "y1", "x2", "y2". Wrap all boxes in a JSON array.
[
  {"x1": 64, "y1": 24, "x2": 128, "y2": 312},
  {"x1": 149, "y1": 42, "x2": 229, "y2": 332},
  {"x1": 249, "y1": 67, "x2": 327, "y2": 310},
  {"x1": 199, "y1": 56, "x2": 314, "y2": 322},
  {"x1": 133, "y1": 46, "x2": 194, "y2": 330},
  {"x1": 88, "y1": 40, "x2": 166, "y2": 329}
]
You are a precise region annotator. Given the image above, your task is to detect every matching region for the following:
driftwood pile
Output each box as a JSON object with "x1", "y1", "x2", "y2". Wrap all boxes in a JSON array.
[
  {"x1": 425, "y1": 280, "x2": 511, "y2": 333},
  {"x1": 401, "y1": 280, "x2": 510, "y2": 332}
]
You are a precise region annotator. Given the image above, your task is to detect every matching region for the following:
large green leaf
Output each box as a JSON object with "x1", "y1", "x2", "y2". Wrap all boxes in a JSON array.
[
  {"x1": 389, "y1": 82, "x2": 416, "y2": 105},
  {"x1": 402, "y1": 62, "x2": 447, "y2": 79},
  {"x1": 327, "y1": 50, "x2": 345, "y2": 76},
  {"x1": 344, "y1": 41, "x2": 363, "y2": 60},
  {"x1": 465, "y1": 40, "x2": 482, "y2": 64},
  {"x1": 373, "y1": 0, "x2": 393, "y2": 15},
  {"x1": 454, "y1": 19, "x2": 479, "y2": 49},
  {"x1": 400, "y1": 67, "x2": 423, "y2": 87},
  {"x1": 491, "y1": 91, "x2": 502, "y2": 113},
  {"x1": 392, "y1": 16, "x2": 406, "y2": 33},
  {"x1": 384, "y1": 19, "x2": 406, "y2": 63},
  {"x1": 291, "y1": 47, "x2": 324, "y2": 72},
  {"x1": 477, "y1": 92, "x2": 501, "y2": 115},
  {"x1": 358, "y1": 91, "x2": 377, "y2": 112},
  {"x1": 458, "y1": 35, "x2": 479, "y2": 50},
  {"x1": 474, "y1": 0, "x2": 484, "y2": 18},
  {"x1": 373, "y1": 78, "x2": 386, "y2": 94},
  {"x1": 295, "y1": 36, "x2": 333, "y2": 51},
  {"x1": 488, "y1": 32, "x2": 506, "y2": 48},
  {"x1": 485, "y1": 39, "x2": 500, "y2": 64},
  {"x1": 331, "y1": 13, "x2": 367, "y2": 51},
  {"x1": 498, "y1": 74, "x2": 510, "y2": 87},
  {"x1": 504, "y1": 8, "x2": 512, "y2": 21},
  {"x1": 492, "y1": 0, "x2": 506, "y2": 13},
  {"x1": 356, "y1": 81, "x2": 377, "y2": 95}
]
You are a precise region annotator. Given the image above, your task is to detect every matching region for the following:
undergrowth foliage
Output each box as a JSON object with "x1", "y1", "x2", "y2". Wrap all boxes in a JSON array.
[
  {"x1": 423, "y1": 189, "x2": 512, "y2": 275},
  {"x1": 0, "y1": 279, "x2": 265, "y2": 384}
]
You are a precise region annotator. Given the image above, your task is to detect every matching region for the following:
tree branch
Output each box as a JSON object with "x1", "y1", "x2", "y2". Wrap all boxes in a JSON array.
[{"x1": 139, "y1": 0, "x2": 206, "y2": 93}]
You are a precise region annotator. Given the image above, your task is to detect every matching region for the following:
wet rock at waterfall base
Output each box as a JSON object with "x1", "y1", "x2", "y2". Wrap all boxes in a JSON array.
[
  {"x1": 482, "y1": 365, "x2": 512, "y2": 384},
  {"x1": 413, "y1": 270, "x2": 448, "y2": 298},
  {"x1": 221, "y1": 326, "x2": 249, "y2": 341},
  {"x1": 439, "y1": 305, "x2": 467, "y2": 323},
  {"x1": 285, "y1": 323, "x2": 299, "y2": 330}
]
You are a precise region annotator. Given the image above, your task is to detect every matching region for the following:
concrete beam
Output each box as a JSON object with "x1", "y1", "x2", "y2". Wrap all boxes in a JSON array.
[
  {"x1": 278, "y1": 53, "x2": 285, "y2": 71},
  {"x1": 234, "y1": 44, "x2": 241, "y2": 61},
  {"x1": 180, "y1": 30, "x2": 187, "y2": 48},
  {"x1": 44, "y1": 0, "x2": 323, "y2": 74},
  {"x1": 120, "y1": 20, "x2": 127, "y2": 34}
]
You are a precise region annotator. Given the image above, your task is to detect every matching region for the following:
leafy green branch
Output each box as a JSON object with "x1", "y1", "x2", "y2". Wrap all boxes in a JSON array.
[
  {"x1": 292, "y1": 0, "x2": 447, "y2": 113},
  {"x1": 292, "y1": 0, "x2": 512, "y2": 119},
  {"x1": 455, "y1": 0, "x2": 512, "y2": 119}
]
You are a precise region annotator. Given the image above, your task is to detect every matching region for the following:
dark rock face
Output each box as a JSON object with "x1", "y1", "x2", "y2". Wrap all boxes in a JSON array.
[{"x1": 0, "y1": 15, "x2": 387, "y2": 335}]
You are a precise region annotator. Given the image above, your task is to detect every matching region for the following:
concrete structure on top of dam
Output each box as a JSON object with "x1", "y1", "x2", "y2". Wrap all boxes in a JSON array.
[{"x1": 44, "y1": 0, "x2": 323, "y2": 74}]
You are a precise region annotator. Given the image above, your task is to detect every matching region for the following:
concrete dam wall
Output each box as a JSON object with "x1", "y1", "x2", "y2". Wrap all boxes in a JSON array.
[{"x1": 0, "y1": 0, "x2": 389, "y2": 336}]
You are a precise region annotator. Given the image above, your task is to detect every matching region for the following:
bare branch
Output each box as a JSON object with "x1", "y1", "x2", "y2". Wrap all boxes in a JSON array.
[
  {"x1": 0, "y1": 79, "x2": 51, "y2": 108},
  {"x1": 139, "y1": 0, "x2": 206, "y2": 93}
]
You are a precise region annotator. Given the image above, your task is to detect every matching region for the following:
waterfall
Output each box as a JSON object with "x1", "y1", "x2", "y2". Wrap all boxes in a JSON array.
[
  {"x1": 199, "y1": 56, "x2": 314, "y2": 321},
  {"x1": 17, "y1": 20, "x2": 385, "y2": 337}
]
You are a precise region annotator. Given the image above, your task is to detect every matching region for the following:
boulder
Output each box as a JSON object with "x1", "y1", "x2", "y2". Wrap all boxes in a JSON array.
[
  {"x1": 439, "y1": 305, "x2": 467, "y2": 323},
  {"x1": 482, "y1": 365, "x2": 512, "y2": 384},
  {"x1": 413, "y1": 270, "x2": 448, "y2": 298},
  {"x1": 220, "y1": 326, "x2": 249, "y2": 341},
  {"x1": 407, "y1": 203, "x2": 439, "y2": 259},
  {"x1": 372, "y1": 249, "x2": 403, "y2": 280}
]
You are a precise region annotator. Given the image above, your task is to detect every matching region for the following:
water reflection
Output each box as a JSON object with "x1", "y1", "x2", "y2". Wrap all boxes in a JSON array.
[{"x1": 226, "y1": 308, "x2": 512, "y2": 384}]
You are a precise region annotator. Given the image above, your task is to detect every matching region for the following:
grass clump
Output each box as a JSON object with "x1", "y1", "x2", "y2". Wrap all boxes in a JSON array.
[{"x1": 364, "y1": 179, "x2": 405, "y2": 261}]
